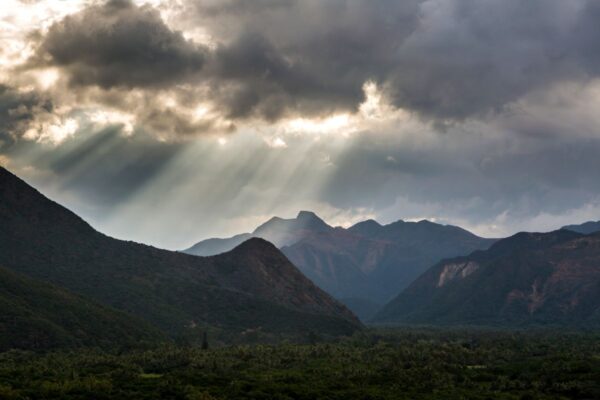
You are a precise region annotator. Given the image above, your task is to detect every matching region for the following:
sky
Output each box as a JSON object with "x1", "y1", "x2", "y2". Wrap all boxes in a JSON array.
[{"x1": 2, "y1": 0, "x2": 600, "y2": 250}]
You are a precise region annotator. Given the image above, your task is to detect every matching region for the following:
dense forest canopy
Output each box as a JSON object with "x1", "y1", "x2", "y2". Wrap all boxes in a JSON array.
[{"x1": 0, "y1": 329, "x2": 598, "y2": 400}]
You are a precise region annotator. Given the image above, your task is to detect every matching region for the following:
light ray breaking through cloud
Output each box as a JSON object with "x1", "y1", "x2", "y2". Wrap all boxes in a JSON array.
[{"x1": 2, "y1": 0, "x2": 600, "y2": 248}]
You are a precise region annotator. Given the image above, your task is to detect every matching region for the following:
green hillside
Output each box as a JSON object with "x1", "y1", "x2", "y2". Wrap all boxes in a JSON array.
[
  {"x1": 0, "y1": 265, "x2": 164, "y2": 351},
  {"x1": 0, "y1": 167, "x2": 360, "y2": 345}
]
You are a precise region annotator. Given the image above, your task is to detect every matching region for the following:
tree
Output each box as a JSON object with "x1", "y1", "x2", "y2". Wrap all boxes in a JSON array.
[{"x1": 201, "y1": 332, "x2": 209, "y2": 350}]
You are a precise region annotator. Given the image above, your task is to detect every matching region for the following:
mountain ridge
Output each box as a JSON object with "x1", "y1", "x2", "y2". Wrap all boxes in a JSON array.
[
  {"x1": 0, "y1": 167, "x2": 361, "y2": 343},
  {"x1": 185, "y1": 211, "x2": 495, "y2": 320},
  {"x1": 373, "y1": 229, "x2": 600, "y2": 327},
  {"x1": 562, "y1": 220, "x2": 600, "y2": 235}
]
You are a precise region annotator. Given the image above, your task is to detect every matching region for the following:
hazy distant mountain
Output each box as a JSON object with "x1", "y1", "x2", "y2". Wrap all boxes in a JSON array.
[
  {"x1": 374, "y1": 230, "x2": 600, "y2": 328},
  {"x1": 0, "y1": 167, "x2": 360, "y2": 344},
  {"x1": 0, "y1": 265, "x2": 164, "y2": 351},
  {"x1": 186, "y1": 212, "x2": 494, "y2": 320},
  {"x1": 185, "y1": 233, "x2": 253, "y2": 258},
  {"x1": 562, "y1": 220, "x2": 600, "y2": 234},
  {"x1": 185, "y1": 211, "x2": 330, "y2": 256}
]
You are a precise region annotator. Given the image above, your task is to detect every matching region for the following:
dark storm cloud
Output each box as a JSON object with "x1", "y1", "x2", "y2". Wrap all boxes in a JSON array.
[
  {"x1": 0, "y1": 85, "x2": 51, "y2": 146},
  {"x1": 207, "y1": 32, "x2": 366, "y2": 120},
  {"x1": 33, "y1": 0, "x2": 206, "y2": 89},
  {"x1": 29, "y1": 0, "x2": 422, "y2": 122},
  {"x1": 184, "y1": 0, "x2": 600, "y2": 121},
  {"x1": 25, "y1": 0, "x2": 600, "y2": 124},
  {"x1": 196, "y1": 0, "x2": 421, "y2": 120},
  {"x1": 381, "y1": 0, "x2": 590, "y2": 120}
]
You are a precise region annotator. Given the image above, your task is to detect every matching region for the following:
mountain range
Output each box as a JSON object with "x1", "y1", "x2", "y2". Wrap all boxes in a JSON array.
[
  {"x1": 0, "y1": 167, "x2": 360, "y2": 349},
  {"x1": 185, "y1": 212, "x2": 495, "y2": 319},
  {"x1": 562, "y1": 220, "x2": 600, "y2": 235},
  {"x1": 185, "y1": 211, "x2": 333, "y2": 254},
  {"x1": 374, "y1": 229, "x2": 600, "y2": 328},
  {"x1": 2, "y1": 164, "x2": 598, "y2": 352}
]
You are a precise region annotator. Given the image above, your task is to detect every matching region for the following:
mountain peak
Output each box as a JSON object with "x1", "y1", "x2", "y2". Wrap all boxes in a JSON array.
[
  {"x1": 252, "y1": 210, "x2": 331, "y2": 240},
  {"x1": 296, "y1": 210, "x2": 329, "y2": 227},
  {"x1": 348, "y1": 219, "x2": 382, "y2": 236},
  {"x1": 297, "y1": 210, "x2": 321, "y2": 220},
  {"x1": 295, "y1": 211, "x2": 331, "y2": 232},
  {"x1": 231, "y1": 237, "x2": 279, "y2": 254},
  {"x1": 354, "y1": 219, "x2": 382, "y2": 227}
]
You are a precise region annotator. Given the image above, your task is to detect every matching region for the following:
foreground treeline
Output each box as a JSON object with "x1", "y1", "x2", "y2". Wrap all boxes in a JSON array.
[{"x1": 0, "y1": 329, "x2": 598, "y2": 400}]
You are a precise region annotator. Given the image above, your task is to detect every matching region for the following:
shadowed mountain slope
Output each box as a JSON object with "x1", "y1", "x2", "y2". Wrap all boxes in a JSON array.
[
  {"x1": 0, "y1": 167, "x2": 360, "y2": 342},
  {"x1": 0, "y1": 265, "x2": 164, "y2": 351},
  {"x1": 374, "y1": 230, "x2": 600, "y2": 328},
  {"x1": 186, "y1": 213, "x2": 494, "y2": 320},
  {"x1": 283, "y1": 219, "x2": 495, "y2": 306}
]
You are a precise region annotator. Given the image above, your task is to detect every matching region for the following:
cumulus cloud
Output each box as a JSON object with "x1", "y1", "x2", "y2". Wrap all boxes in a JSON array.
[
  {"x1": 186, "y1": 0, "x2": 420, "y2": 120},
  {"x1": 206, "y1": 32, "x2": 367, "y2": 120},
  {"x1": 178, "y1": 0, "x2": 600, "y2": 121},
  {"x1": 31, "y1": 0, "x2": 206, "y2": 89},
  {"x1": 23, "y1": 0, "x2": 600, "y2": 127},
  {"x1": 5, "y1": 0, "x2": 600, "y2": 138}
]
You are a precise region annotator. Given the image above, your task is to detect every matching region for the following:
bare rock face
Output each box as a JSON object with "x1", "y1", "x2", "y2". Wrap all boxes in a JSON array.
[
  {"x1": 0, "y1": 167, "x2": 361, "y2": 339},
  {"x1": 437, "y1": 261, "x2": 479, "y2": 287},
  {"x1": 374, "y1": 230, "x2": 600, "y2": 328}
]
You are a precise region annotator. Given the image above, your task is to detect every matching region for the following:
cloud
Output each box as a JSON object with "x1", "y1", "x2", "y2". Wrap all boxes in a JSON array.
[
  {"x1": 185, "y1": 0, "x2": 420, "y2": 121},
  {"x1": 0, "y1": 154, "x2": 10, "y2": 167},
  {"x1": 381, "y1": 0, "x2": 590, "y2": 120},
  {"x1": 10, "y1": 0, "x2": 600, "y2": 134},
  {"x1": 176, "y1": 0, "x2": 600, "y2": 122},
  {"x1": 21, "y1": 0, "x2": 417, "y2": 125},
  {"x1": 0, "y1": 84, "x2": 52, "y2": 146},
  {"x1": 206, "y1": 32, "x2": 366, "y2": 120},
  {"x1": 25, "y1": 0, "x2": 600, "y2": 127},
  {"x1": 31, "y1": 0, "x2": 206, "y2": 89},
  {"x1": 4, "y1": 0, "x2": 600, "y2": 248}
]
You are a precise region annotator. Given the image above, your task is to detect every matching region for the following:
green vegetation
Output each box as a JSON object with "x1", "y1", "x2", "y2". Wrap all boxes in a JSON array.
[
  {"x1": 0, "y1": 266, "x2": 164, "y2": 352},
  {"x1": 0, "y1": 167, "x2": 360, "y2": 341},
  {"x1": 0, "y1": 329, "x2": 598, "y2": 399}
]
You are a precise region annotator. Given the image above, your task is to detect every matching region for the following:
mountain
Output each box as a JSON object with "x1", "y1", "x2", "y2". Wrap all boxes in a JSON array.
[
  {"x1": 0, "y1": 265, "x2": 164, "y2": 351},
  {"x1": 284, "y1": 219, "x2": 495, "y2": 305},
  {"x1": 185, "y1": 211, "x2": 330, "y2": 255},
  {"x1": 373, "y1": 230, "x2": 600, "y2": 328},
  {"x1": 562, "y1": 220, "x2": 600, "y2": 234},
  {"x1": 185, "y1": 212, "x2": 494, "y2": 320},
  {"x1": 185, "y1": 233, "x2": 253, "y2": 258},
  {"x1": 0, "y1": 167, "x2": 360, "y2": 344}
]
